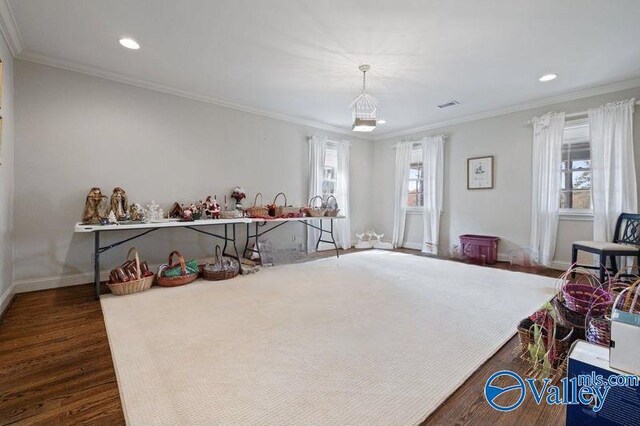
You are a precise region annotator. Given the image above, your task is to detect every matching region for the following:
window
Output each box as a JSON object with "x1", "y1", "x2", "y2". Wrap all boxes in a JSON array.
[
  {"x1": 322, "y1": 145, "x2": 338, "y2": 198},
  {"x1": 407, "y1": 145, "x2": 424, "y2": 208},
  {"x1": 560, "y1": 119, "x2": 591, "y2": 212}
]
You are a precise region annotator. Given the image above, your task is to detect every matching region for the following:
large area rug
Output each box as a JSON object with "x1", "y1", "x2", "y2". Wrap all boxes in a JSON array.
[{"x1": 101, "y1": 250, "x2": 558, "y2": 425}]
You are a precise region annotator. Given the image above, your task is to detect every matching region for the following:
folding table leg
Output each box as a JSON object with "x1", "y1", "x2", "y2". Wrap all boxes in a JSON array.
[{"x1": 94, "y1": 231, "x2": 100, "y2": 301}]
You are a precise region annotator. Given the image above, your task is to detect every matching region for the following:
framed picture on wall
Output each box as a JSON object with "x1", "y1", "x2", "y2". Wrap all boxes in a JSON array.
[{"x1": 467, "y1": 155, "x2": 494, "y2": 189}]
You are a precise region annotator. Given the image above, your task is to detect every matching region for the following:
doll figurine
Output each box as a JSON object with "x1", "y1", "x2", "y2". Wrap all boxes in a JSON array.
[
  {"x1": 82, "y1": 187, "x2": 109, "y2": 224},
  {"x1": 110, "y1": 187, "x2": 129, "y2": 221}
]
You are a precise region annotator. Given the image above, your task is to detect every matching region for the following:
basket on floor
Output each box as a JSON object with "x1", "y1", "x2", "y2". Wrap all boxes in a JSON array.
[
  {"x1": 202, "y1": 245, "x2": 240, "y2": 281},
  {"x1": 245, "y1": 193, "x2": 270, "y2": 219},
  {"x1": 552, "y1": 297, "x2": 586, "y2": 339},
  {"x1": 157, "y1": 251, "x2": 199, "y2": 287},
  {"x1": 586, "y1": 316, "x2": 612, "y2": 347},
  {"x1": 562, "y1": 283, "x2": 612, "y2": 316},
  {"x1": 107, "y1": 247, "x2": 155, "y2": 295},
  {"x1": 303, "y1": 195, "x2": 327, "y2": 217},
  {"x1": 587, "y1": 279, "x2": 640, "y2": 346},
  {"x1": 517, "y1": 316, "x2": 574, "y2": 369},
  {"x1": 324, "y1": 195, "x2": 340, "y2": 217},
  {"x1": 556, "y1": 265, "x2": 612, "y2": 316}
]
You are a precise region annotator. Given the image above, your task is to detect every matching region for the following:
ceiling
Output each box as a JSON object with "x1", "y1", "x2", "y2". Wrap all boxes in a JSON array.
[{"x1": 5, "y1": 0, "x2": 640, "y2": 139}]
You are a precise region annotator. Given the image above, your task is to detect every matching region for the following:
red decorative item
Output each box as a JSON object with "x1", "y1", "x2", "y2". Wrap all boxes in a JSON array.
[
  {"x1": 231, "y1": 186, "x2": 246, "y2": 203},
  {"x1": 459, "y1": 234, "x2": 500, "y2": 264}
]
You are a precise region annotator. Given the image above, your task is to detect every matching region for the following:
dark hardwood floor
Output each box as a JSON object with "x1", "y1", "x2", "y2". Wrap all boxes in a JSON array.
[{"x1": 1, "y1": 251, "x2": 565, "y2": 425}]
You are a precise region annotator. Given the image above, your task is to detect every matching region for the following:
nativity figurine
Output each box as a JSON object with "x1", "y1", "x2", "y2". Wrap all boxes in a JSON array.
[
  {"x1": 82, "y1": 187, "x2": 109, "y2": 224},
  {"x1": 109, "y1": 187, "x2": 129, "y2": 221}
]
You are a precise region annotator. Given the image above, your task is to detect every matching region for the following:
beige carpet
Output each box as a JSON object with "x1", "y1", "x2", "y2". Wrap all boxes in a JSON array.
[{"x1": 101, "y1": 250, "x2": 558, "y2": 425}]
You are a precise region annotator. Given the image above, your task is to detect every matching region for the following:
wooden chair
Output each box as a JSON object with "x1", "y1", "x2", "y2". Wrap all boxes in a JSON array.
[{"x1": 571, "y1": 213, "x2": 640, "y2": 283}]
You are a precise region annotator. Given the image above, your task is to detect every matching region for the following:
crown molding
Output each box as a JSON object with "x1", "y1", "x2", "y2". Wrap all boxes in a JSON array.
[
  {"x1": 17, "y1": 50, "x2": 375, "y2": 140},
  {"x1": 373, "y1": 76, "x2": 640, "y2": 141},
  {"x1": 0, "y1": 0, "x2": 23, "y2": 56}
]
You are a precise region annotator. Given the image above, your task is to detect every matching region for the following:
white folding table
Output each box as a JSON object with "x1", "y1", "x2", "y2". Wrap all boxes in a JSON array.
[
  {"x1": 243, "y1": 216, "x2": 344, "y2": 260},
  {"x1": 74, "y1": 218, "x2": 251, "y2": 299}
]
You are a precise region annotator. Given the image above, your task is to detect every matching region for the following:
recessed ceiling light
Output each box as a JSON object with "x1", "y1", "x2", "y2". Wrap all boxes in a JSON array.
[
  {"x1": 539, "y1": 73, "x2": 557, "y2": 82},
  {"x1": 378, "y1": 120, "x2": 387, "y2": 124},
  {"x1": 119, "y1": 38, "x2": 140, "y2": 50}
]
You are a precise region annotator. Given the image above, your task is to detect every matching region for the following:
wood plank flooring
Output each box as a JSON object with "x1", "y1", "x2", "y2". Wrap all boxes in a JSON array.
[{"x1": 1, "y1": 252, "x2": 565, "y2": 425}]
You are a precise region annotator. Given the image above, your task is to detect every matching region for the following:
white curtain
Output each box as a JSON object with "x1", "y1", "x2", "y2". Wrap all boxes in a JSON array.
[
  {"x1": 333, "y1": 140, "x2": 351, "y2": 249},
  {"x1": 589, "y1": 98, "x2": 637, "y2": 242},
  {"x1": 307, "y1": 135, "x2": 327, "y2": 253},
  {"x1": 392, "y1": 142, "x2": 412, "y2": 248},
  {"x1": 530, "y1": 111, "x2": 565, "y2": 266},
  {"x1": 422, "y1": 135, "x2": 445, "y2": 255}
]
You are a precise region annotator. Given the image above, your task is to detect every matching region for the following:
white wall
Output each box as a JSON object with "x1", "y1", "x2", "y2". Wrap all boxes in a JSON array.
[
  {"x1": 13, "y1": 60, "x2": 374, "y2": 288},
  {"x1": 373, "y1": 87, "x2": 640, "y2": 268},
  {"x1": 0, "y1": 34, "x2": 14, "y2": 311}
]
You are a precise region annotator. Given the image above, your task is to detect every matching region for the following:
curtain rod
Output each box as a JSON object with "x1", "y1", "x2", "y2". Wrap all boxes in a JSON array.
[
  {"x1": 306, "y1": 134, "x2": 352, "y2": 145},
  {"x1": 391, "y1": 135, "x2": 448, "y2": 149},
  {"x1": 523, "y1": 100, "x2": 640, "y2": 126}
]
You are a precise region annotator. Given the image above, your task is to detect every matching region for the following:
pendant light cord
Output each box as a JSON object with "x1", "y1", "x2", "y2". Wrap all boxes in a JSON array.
[{"x1": 362, "y1": 69, "x2": 367, "y2": 93}]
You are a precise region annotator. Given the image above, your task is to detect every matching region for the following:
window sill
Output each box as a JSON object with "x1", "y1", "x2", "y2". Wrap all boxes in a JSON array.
[
  {"x1": 559, "y1": 211, "x2": 593, "y2": 222},
  {"x1": 405, "y1": 208, "x2": 424, "y2": 215}
]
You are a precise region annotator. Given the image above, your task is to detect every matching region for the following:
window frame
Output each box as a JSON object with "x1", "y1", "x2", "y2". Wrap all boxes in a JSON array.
[
  {"x1": 559, "y1": 118, "x2": 593, "y2": 217},
  {"x1": 321, "y1": 143, "x2": 338, "y2": 200},
  {"x1": 406, "y1": 143, "x2": 425, "y2": 211}
]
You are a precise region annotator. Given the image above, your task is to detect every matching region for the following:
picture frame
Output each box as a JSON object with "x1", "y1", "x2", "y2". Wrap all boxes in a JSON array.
[{"x1": 467, "y1": 155, "x2": 494, "y2": 190}]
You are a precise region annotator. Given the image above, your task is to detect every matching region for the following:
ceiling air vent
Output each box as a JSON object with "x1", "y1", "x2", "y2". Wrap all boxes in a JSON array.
[{"x1": 438, "y1": 100, "x2": 460, "y2": 109}]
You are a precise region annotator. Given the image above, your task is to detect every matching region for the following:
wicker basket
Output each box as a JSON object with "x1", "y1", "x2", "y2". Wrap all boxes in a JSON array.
[
  {"x1": 156, "y1": 250, "x2": 199, "y2": 287},
  {"x1": 303, "y1": 195, "x2": 327, "y2": 217},
  {"x1": 202, "y1": 245, "x2": 240, "y2": 281},
  {"x1": 562, "y1": 283, "x2": 612, "y2": 316},
  {"x1": 107, "y1": 247, "x2": 155, "y2": 296},
  {"x1": 556, "y1": 265, "x2": 612, "y2": 316},
  {"x1": 552, "y1": 297, "x2": 587, "y2": 339},
  {"x1": 266, "y1": 192, "x2": 300, "y2": 218},
  {"x1": 324, "y1": 195, "x2": 340, "y2": 217},
  {"x1": 517, "y1": 316, "x2": 574, "y2": 368},
  {"x1": 586, "y1": 316, "x2": 612, "y2": 347},
  {"x1": 245, "y1": 193, "x2": 270, "y2": 219},
  {"x1": 220, "y1": 210, "x2": 242, "y2": 219},
  {"x1": 587, "y1": 279, "x2": 640, "y2": 347}
]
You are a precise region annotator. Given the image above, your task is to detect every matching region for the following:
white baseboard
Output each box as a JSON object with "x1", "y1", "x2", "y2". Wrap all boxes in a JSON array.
[
  {"x1": 12, "y1": 271, "x2": 111, "y2": 294},
  {"x1": 550, "y1": 260, "x2": 571, "y2": 271},
  {"x1": 0, "y1": 283, "x2": 16, "y2": 316},
  {"x1": 402, "y1": 242, "x2": 422, "y2": 250}
]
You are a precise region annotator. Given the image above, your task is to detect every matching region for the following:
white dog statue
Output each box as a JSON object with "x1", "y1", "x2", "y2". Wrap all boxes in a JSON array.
[
  {"x1": 355, "y1": 232, "x2": 373, "y2": 249},
  {"x1": 372, "y1": 233, "x2": 393, "y2": 250}
]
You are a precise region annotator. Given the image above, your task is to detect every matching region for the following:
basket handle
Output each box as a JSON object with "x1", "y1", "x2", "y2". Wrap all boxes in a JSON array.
[
  {"x1": 273, "y1": 192, "x2": 287, "y2": 206},
  {"x1": 556, "y1": 263, "x2": 605, "y2": 296},
  {"x1": 621, "y1": 278, "x2": 640, "y2": 311},
  {"x1": 126, "y1": 247, "x2": 142, "y2": 280},
  {"x1": 214, "y1": 245, "x2": 223, "y2": 266},
  {"x1": 325, "y1": 195, "x2": 338, "y2": 209},
  {"x1": 168, "y1": 250, "x2": 187, "y2": 275},
  {"x1": 253, "y1": 192, "x2": 263, "y2": 207},
  {"x1": 308, "y1": 195, "x2": 323, "y2": 208}
]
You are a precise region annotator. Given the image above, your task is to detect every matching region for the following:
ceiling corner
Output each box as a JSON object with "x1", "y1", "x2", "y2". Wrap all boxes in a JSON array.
[{"x1": 0, "y1": 0, "x2": 23, "y2": 56}]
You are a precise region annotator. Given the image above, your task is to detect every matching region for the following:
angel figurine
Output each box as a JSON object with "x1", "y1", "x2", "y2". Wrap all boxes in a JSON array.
[
  {"x1": 82, "y1": 187, "x2": 109, "y2": 224},
  {"x1": 110, "y1": 187, "x2": 129, "y2": 221}
]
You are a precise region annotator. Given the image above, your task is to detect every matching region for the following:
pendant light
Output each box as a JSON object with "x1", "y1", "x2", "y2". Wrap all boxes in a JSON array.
[{"x1": 350, "y1": 64, "x2": 377, "y2": 132}]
